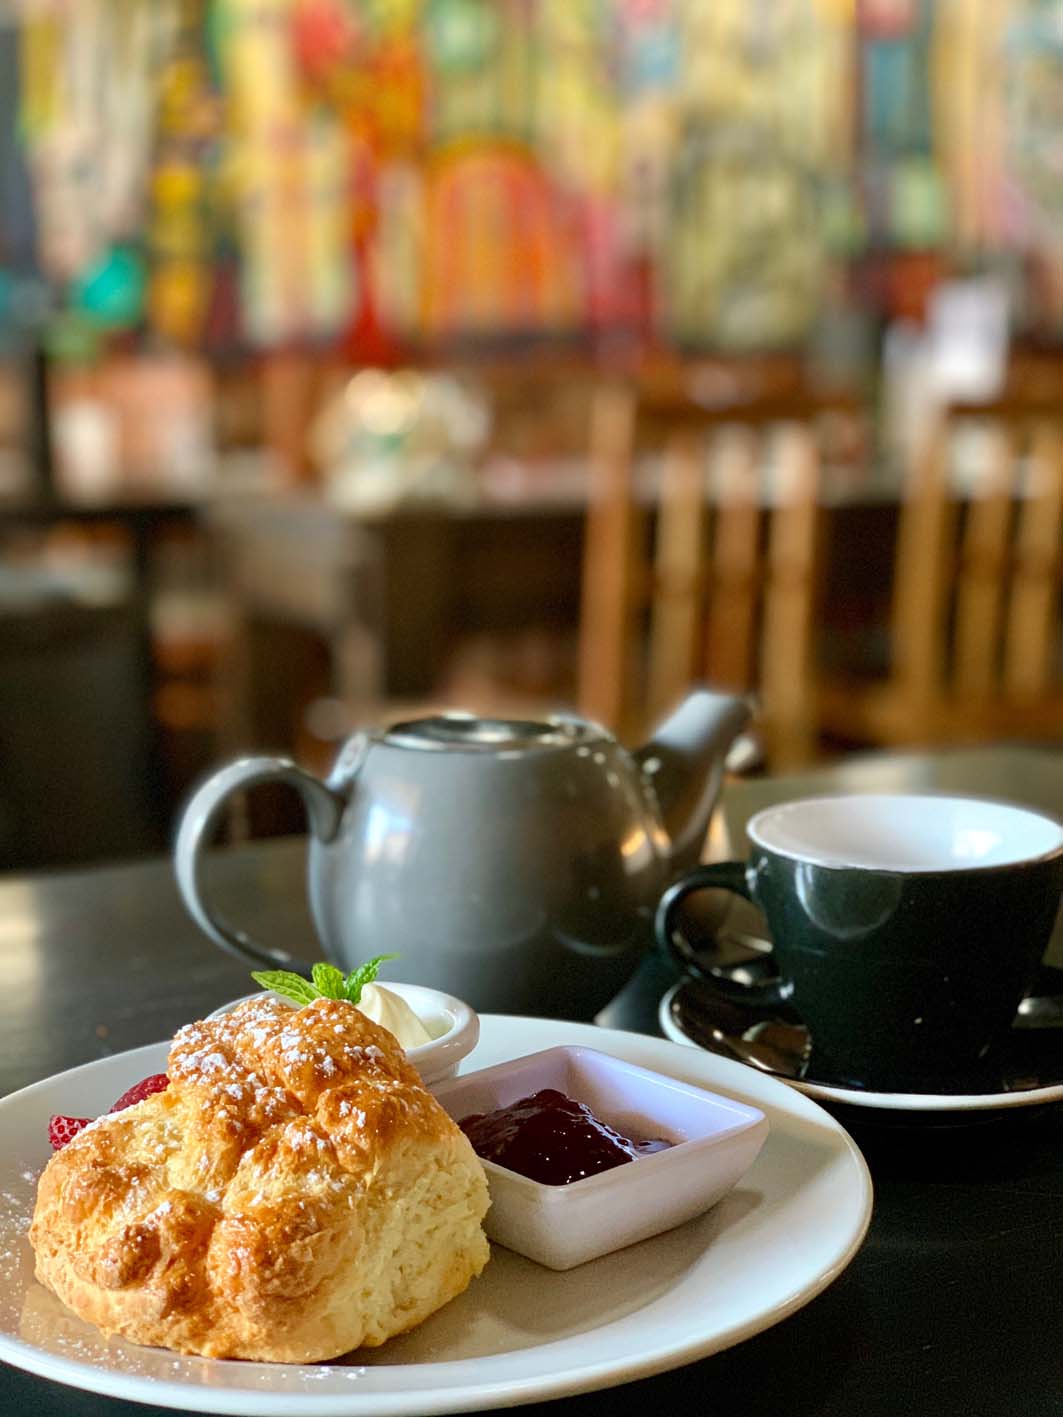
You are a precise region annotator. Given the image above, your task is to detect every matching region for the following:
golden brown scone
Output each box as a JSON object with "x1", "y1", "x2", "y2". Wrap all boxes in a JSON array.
[{"x1": 29, "y1": 997, "x2": 490, "y2": 1362}]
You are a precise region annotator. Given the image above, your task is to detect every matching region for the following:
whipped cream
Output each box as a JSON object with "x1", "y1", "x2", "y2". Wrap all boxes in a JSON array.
[{"x1": 356, "y1": 983, "x2": 433, "y2": 1048}]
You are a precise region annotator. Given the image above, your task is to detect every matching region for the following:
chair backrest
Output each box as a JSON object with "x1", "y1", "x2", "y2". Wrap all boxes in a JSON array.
[
  {"x1": 578, "y1": 381, "x2": 838, "y2": 766},
  {"x1": 889, "y1": 401, "x2": 1063, "y2": 733}
]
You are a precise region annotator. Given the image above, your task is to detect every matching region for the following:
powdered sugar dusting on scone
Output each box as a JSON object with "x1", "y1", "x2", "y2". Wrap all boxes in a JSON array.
[{"x1": 29, "y1": 995, "x2": 490, "y2": 1362}]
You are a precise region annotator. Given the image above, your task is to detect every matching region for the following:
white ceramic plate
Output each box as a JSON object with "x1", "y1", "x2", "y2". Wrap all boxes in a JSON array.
[
  {"x1": 0, "y1": 1017, "x2": 872, "y2": 1416},
  {"x1": 659, "y1": 981, "x2": 1063, "y2": 1114}
]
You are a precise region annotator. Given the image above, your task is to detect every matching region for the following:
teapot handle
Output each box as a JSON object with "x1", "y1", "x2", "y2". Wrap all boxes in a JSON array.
[{"x1": 174, "y1": 756, "x2": 344, "y2": 971}]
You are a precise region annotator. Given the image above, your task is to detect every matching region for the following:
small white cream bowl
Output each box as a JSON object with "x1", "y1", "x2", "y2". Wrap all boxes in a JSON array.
[
  {"x1": 432, "y1": 1044, "x2": 768, "y2": 1270},
  {"x1": 205, "y1": 981, "x2": 479, "y2": 1087}
]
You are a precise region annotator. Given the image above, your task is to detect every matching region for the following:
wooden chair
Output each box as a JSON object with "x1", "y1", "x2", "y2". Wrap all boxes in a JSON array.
[
  {"x1": 578, "y1": 381, "x2": 842, "y2": 769},
  {"x1": 818, "y1": 401, "x2": 1063, "y2": 748}
]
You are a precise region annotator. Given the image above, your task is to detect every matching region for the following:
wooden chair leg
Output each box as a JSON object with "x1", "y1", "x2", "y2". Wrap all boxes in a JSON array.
[
  {"x1": 760, "y1": 426, "x2": 821, "y2": 768},
  {"x1": 1005, "y1": 420, "x2": 1063, "y2": 697},
  {"x1": 703, "y1": 427, "x2": 759, "y2": 691},
  {"x1": 578, "y1": 384, "x2": 638, "y2": 731},
  {"x1": 647, "y1": 429, "x2": 704, "y2": 724},
  {"x1": 954, "y1": 423, "x2": 1013, "y2": 696},
  {"x1": 890, "y1": 423, "x2": 956, "y2": 733}
]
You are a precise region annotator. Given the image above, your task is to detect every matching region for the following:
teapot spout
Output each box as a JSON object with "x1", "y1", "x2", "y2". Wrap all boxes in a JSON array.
[{"x1": 634, "y1": 688, "x2": 752, "y2": 875}]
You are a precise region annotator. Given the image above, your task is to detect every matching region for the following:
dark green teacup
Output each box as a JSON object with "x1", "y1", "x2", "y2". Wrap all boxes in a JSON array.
[{"x1": 655, "y1": 794, "x2": 1063, "y2": 1093}]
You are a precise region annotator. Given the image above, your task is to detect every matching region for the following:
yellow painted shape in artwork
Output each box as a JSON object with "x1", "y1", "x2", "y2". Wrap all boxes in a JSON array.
[
  {"x1": 810, "y1": 0, "x2": 857, "y2": 22},
  {"x1": 19, "y1": 13, "x2": 61, "y2": 137}
]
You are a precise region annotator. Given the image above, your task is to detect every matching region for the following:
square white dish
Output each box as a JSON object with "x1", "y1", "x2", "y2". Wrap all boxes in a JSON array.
[{"x1": 432, "y1": 1044, "x2": 768, "y2": 1269}]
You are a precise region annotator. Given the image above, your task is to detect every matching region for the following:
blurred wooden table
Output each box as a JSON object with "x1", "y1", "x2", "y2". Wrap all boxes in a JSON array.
[
  {"x1": 4, "y1": 745, "x2": 1063, "y2": 1417},
  {"x1": 211, "y1": 487, "x2": 896, "y2": 769}
]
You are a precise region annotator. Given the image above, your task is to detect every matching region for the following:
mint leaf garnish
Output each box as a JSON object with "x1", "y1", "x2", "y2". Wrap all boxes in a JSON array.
[
  {"x1": 343, "y1": 954, "x2": 399, "y2": 1005},
  {"x1": 250, "y1": 969, "x2": 320, "y2": 1006},
  {"x1": 311, "y1": 962, "x2": 346, "y2": 1000},
  {"x1": 250, "y1": 955, "x2": 398, "y2": 1008}
]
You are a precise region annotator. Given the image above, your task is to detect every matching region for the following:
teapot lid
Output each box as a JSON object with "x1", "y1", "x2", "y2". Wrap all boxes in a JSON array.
[{"x1": 382, "y1": 713, "x2": 601, "y2": 753}]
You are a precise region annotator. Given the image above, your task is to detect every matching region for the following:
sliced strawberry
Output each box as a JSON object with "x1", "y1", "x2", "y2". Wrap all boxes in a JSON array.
[
  {"x1": 46, "y1": 1074, "x2": 169, "y2": 1151},
  {"x1": 110, "y1": 1073, "x2": 169, "y2": 1113},
  {"x1": 48, "y1": 1114, "x2": 94, "y2": 1150}
]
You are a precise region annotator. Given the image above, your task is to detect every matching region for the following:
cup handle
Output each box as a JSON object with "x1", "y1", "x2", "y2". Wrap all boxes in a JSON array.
[
  {"x1": 655, "y1": 862, "x2": 790, "y2": 1010},
  {"x1": 174, "y1": 756, "x2": 345, "y2": 971}
]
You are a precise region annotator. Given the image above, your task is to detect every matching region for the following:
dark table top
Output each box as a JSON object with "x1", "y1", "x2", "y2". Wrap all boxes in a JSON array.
[{"x1": 4, "y1": 745, "x2": 1063, "y2": 1417}]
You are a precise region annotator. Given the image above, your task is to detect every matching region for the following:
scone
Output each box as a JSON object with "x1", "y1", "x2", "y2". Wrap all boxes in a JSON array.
[{"x1": 29, "y1": 996, "x2": 490, "y2": 1361}]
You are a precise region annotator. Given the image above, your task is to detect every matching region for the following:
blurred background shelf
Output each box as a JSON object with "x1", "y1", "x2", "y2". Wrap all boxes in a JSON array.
[{"x1": 0, "y1": 0, "x2": 1061, "y2": 868}]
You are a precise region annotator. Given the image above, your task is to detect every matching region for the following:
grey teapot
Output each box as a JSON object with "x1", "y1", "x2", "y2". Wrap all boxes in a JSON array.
[{"x1": 174, "y1": 689, "x2": 750, "y2": 1019}]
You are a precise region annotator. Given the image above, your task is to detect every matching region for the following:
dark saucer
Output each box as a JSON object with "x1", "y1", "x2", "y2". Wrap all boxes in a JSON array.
[{"x1": 662, "y1": 960, "x2": 1063, "y2": 1120}]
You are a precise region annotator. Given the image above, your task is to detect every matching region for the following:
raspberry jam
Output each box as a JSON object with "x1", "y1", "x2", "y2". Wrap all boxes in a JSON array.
[{"x1": 459, "y1": 1087, "x2": 673, "y2": 1185}]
